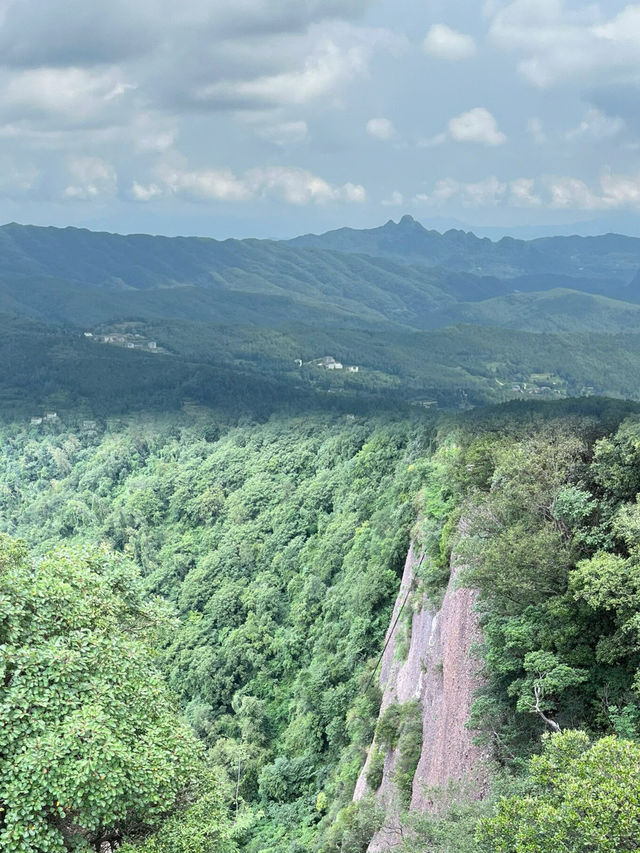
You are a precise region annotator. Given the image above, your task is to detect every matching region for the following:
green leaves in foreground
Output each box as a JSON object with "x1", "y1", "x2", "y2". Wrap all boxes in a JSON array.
[
  {"x1": 478, "y1": 731, "x2": 640, "y2": 852},
  {"x1": 0, "y1": 537, "x2": 200, "y2": 852}
]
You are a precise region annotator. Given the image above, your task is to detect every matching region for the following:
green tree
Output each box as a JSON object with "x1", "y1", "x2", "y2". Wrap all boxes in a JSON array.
[
  {"x1": 0, "y1": 536, "x2": 200, "y2": 852},
  {"x1": 121, "y1": 772, "x2": 244, "y2": 853},
  {"x1": 478, "y1": 731, "x2": 640, "y2": 852}
]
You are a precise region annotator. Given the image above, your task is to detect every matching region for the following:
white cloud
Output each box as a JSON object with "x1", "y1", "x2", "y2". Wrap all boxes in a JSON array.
[
  {"x1": 545, "y1": 171, "x2": 640, "y2": 210},
  {"x1": 131, "y1": 181, "x2": 164, "y2": 201},
  {"x1": 3, "y1": 68, "x2": 133, "y2": 125},
  {"x1": 136, "y1": 163, "x2": 366, "y2": 205},
  {"x1": 565, "y1": 107, "x2": 625, "y2": 141},
  {"x1": 249, "y1": 166, "x2": 366, "y2": 203},
  {"x1": 489, "y1": 0, "x2": 640, "y2": 89},
  {"x1": 258, "y1": 120, "x2": 309, "y2": 145},
  {"x1": 366, "y1": 117, "x2": 396, "y2": 141},
  {"x1": 382, "y1": 191, "x2": 404, "y2": 206},
  {"x1": 0, "y1": 7, "x2": 398, "y2": 152},
  {"x1": 63, "y1": 157, "x2": 117, "y2": 200},
  {"x1": 423, "y1": 24, "x2": 476, "y2": 60},
  {"x1": 159, "y1": 166, "x2": 253, "y2": 202},
  {"x1": 188, "y1": 25, "x2": 402, "y2": 109},
  {"x1": 548, "y1": 177, "x2": 602, "y2": 210},
  {"x1": 448, "y1": 107, "x2": 506, "y2": 146},
  {"x1": 599, "y1": 171, "x2": 640, "y2": 208},
  {"x1": 416, "y1": 176, "x2": 507, "y2": 207},
  {"x1": 0, "y1": 0, "x2": 376, "y2": 67},
  {"x1": 510, "y1": 177, "x2": 542, "y2": 206},
  {"x1": 415, "y1": 170, "x2": 640, "y2": 212}
]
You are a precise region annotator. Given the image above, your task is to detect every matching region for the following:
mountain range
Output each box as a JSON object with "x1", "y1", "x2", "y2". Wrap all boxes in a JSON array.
[{"x1": 3, "y1": 216, "x2": 640, "y2": 415}]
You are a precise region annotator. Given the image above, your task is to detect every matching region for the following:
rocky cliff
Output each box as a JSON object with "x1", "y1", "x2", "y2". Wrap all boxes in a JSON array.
[{"x1": 353, "y1": 539, "x2": 490, "y2": 850}]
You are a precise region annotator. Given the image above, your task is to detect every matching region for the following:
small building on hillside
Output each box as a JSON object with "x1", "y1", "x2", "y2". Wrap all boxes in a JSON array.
[
  {"x1": 83, "y1": 332, "x2": 93, "y2": 338},
  {"x1": 30, "y1": 417, "x2": 43, "y2": 426},
  {"x1": 148, "y1": 341, "x2": 157, "y2": 350},
  {"x1": 45, "y1": 412, "x2": 58, "y2": 421},
  {"x1": 347, "y1": 365, "x2": 359, "y2": 373},
  {"x1": 319, "y1": 356, "x2": 344, "y2": 370}
]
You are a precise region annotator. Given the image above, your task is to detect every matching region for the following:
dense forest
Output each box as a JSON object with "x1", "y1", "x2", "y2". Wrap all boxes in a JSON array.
[
  {"x1": 5, "y1": 219, "x2": 640, "y2": 852},
  {"x1": 4, "y1": 396, "x2": 640, "y2": 851}
]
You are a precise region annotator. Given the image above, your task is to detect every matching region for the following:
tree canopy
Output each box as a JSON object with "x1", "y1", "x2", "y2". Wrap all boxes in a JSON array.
[{"x1": 0, "y1": 538, "x2": 200, "y2": 852}]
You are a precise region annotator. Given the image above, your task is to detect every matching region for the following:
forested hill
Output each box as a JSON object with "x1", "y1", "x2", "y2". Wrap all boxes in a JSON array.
[
  {"x1": 3, "y1": 220, "x2": 640, "y2": 331},
  {"x1": 7, "y1": 219, "x2": 640, "y2": 418},
  {"x1": 6, "y1": 399, "x2": 640, "y2": 851}
]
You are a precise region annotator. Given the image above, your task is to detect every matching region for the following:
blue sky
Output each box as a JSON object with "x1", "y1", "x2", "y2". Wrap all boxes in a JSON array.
[{"x1": 1, "y1": 0, "x2": 640, "y2": 238}]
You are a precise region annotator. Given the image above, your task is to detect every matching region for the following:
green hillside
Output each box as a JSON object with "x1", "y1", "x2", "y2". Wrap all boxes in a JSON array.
[
  {"x1": 5, "y1": 401, "x2": 640, "y2": 851},
  {"x1": 436, "y1": 288, "x2": 640, "y2": 333}
]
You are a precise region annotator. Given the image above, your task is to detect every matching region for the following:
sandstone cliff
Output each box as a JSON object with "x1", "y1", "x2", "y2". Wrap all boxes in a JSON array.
[{"x1": 353, "y1": 539, "x2": 490, "y2": 850}]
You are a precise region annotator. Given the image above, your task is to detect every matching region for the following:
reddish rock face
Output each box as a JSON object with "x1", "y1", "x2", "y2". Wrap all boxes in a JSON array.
[{"x1": 354, "y1": 538, "x2": 490, "y2": 851}]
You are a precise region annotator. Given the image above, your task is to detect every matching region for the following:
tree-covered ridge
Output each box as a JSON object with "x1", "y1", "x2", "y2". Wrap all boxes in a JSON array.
[
  {"x1": 450, "y1": 414, "x2": 640, "y2": 758},
  {"x1": 8, "y1": 220, "x2": 640, "y2": 425},
  {"x1": 10, "y1": 310, "x2": 640, "y2": 422},
  {"x1": 0, "y1": 413, "x2": 444, "y2": 850},
  {"x1": 4, "y1": 221, "x2": 640, "y2": 338},
  {"x1": 6, "y1": 402, "x2": 640, "y2": 850}
]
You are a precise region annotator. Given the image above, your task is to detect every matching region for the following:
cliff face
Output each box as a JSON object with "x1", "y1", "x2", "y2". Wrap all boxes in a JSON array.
[{"x1": 354, "y1": 539, "x2": 490, "y2": 850}]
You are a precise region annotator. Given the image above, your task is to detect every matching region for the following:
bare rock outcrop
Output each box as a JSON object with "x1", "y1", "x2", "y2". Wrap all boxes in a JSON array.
[{"x1": 354, "y1": 537, "x2": 490, "y2": 850}]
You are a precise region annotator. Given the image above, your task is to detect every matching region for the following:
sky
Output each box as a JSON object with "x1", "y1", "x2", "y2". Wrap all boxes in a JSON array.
[{"x1": 1, "y1": 0, "x2": 640, "y2": 238}]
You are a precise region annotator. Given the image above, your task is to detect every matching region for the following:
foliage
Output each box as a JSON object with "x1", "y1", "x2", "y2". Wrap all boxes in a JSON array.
[
  {"x1": 320, "y1": 798, "x2": 384, "y2": 853},
  {"x1": 0, "y1": 537, "x2": 200, "y2": 853},
  {"x1": 393, "y1": 702, "x2": 423, "y2": 808},
  {"x1": 0, "y1": 413, "x2": 437, "y2": 851},
  {"x1": 365, "y1": 749, "x2": 385, "y2": 792},
  {"x1": 478, "y1": 731, "x2": 640, "y2": 852},
  {"x1": 375, "y1": 704, "x2": 404, "y2": 752},
  {"x1": 121, "y1": 772, "x2": 247, "y2": 853},
  {"x1": 5, "y1": 399, "x2": 640, "y2": 850}
]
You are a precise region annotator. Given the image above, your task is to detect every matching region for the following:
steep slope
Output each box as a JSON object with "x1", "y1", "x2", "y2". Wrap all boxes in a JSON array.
[{"x1": 354, "y1": 537, "x2": 490, "y2": 850}]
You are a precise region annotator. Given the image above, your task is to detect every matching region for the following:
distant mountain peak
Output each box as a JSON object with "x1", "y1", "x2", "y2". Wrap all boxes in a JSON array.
[{"x1": 386, "y1": 214, "x2": 423, "y2": 230}]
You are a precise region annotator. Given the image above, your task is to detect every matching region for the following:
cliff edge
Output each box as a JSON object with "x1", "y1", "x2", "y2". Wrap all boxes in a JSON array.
[{"x1": 354, "y1": 537, "x2": 490, "y2": 850}]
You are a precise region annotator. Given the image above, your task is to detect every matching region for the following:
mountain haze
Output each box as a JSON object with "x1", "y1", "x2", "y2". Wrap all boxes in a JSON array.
[{"x1": 4, "y1": 217, "x2": 640, "y2": 417}]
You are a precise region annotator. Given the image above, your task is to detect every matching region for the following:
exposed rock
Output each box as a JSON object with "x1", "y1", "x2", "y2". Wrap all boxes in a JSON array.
[{"x1": 354, "y1": 537, "x2": 490, "y2": 850}]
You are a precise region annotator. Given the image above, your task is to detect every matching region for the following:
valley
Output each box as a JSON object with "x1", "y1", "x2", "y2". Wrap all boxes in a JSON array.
[{"x1": 4, "y1": 218, "x2": 640, "y2": 852}]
